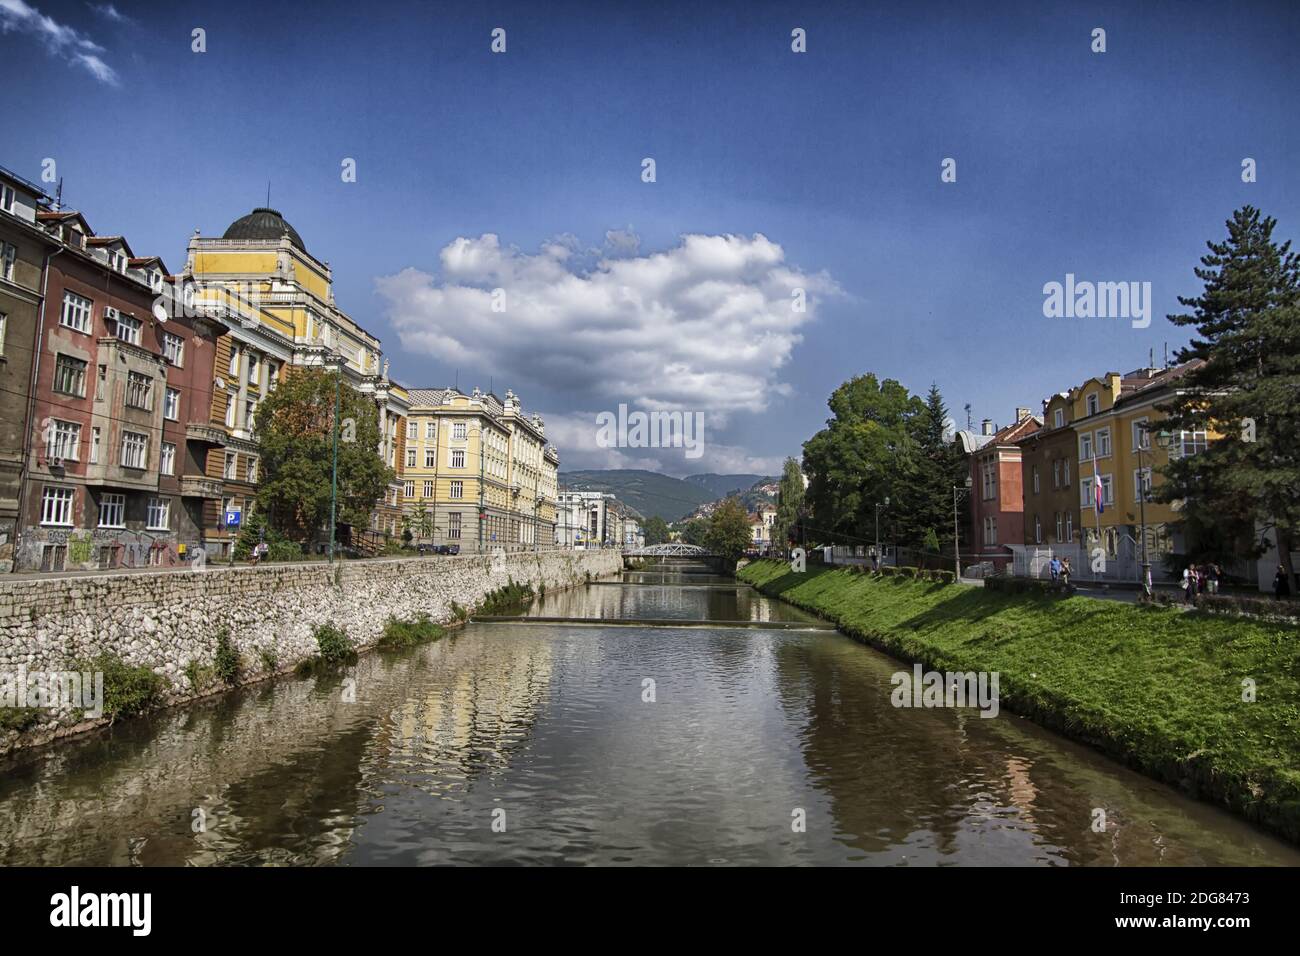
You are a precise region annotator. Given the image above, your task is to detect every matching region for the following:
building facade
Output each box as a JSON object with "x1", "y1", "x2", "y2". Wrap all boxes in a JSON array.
[
  {"x1": 1018, "y1": 391, "x2": 1079, "y2": 549},
  {"x1": 0, "y1": 166, "x2": 57, "y2": 571},
  {"x1": 958, "y1": 409, "x2": 1040, "y2": 572}
]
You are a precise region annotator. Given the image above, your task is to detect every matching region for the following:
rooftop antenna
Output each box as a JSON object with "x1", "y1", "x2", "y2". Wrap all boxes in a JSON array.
[
  {"x1": 54, "y1": 178, "x2": 63, "y2": 213},
  {"x1": 1164, "y1": 342, "x2": 1169, "y2": 368},
  {"x1": 266, "y1": 182, "x2": 271, "y2": 208},
  {"x1": 1149, "y1": 347, "x2": 1154, "y2": 369}
]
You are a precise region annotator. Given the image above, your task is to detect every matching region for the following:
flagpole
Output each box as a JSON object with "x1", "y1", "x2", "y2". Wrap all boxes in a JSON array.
[{"x1": 1093, "y1": 452, "x2": 1102, "y2": 581}]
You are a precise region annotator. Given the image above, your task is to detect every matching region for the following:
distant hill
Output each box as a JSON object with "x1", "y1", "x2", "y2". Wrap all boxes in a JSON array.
[
  {"x1": 683, "y1": 473, "x2": 771, "y2": 498},
  {"x1": 682, "y1": 476, "x2": 781, "y2": 521},
  {"x1": 559, "y1": 469, "x2": 716, "y2": 521}
]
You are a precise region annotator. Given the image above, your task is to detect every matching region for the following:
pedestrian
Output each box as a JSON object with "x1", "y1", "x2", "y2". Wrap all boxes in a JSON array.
[
  {"x1": 1275, "y1": 565, "x2": 1292, "y2": 600},
  {"x1": 1049, "y1": 556, "x2": 1060, "y2": 583},
  {"x1": 1060, "y1": 557, "x2": 1071, "y2": 590},
  {"x1": 1207, "y1": 562, "x2": 1221, "y2": 595},
  {"x1": 871, "y1": 548, "x2": 879, "y2": 573},
  {"x1": 1181, "y1": 564, "x2": 1193, "y2": 604}
]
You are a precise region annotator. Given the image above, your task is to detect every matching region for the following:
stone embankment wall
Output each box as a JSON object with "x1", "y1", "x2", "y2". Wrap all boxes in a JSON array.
[{"x1": 0, "y1": 548, "x2": 621, "y2": 753}]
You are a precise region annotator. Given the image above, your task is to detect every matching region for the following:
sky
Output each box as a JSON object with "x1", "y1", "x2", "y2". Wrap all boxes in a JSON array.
[{"x1": 3, "y1": 0, "x2": 1298, "y2": 476}]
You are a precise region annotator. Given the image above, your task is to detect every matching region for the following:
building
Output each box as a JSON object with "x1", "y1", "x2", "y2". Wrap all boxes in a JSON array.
[
  {"x1": 1068, "y1": 361, "x2": 1209, "y2": 574},
  {"x1": 1018, "y1": 391, "x2": 1079, "y2": 550},
  {"x1": 180, "y1": 207, "x2": 412, "y2": 556},
  {"x1": 0, "y1": 166, "x2": 58, "y2": 571},
  {"x1": 400, "y1": 387, "x2": 558, "y2": 552},
  {"x1": 749, "y1": 504, "x2": 777, "y2": 549},
  {"x1": 16, "y1": 205, "x2": 223, "y2": 571},
  {"x1": 557, "y1": 490, "x2": 616, "y2": 548},
  {"x1": 956, "y1": 408, "x2": 1041, "y2": 572}
]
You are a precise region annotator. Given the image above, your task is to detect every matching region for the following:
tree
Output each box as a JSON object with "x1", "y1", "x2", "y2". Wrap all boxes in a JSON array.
[
  {"x1": 255, "y1": 367, "x2": 395, "y2": 545},
  {"x1": 912, "y1": 383, "x2": 967, "y2": 554},
  {"x1": 1157, "y1": 206, "x2": 1300, "y2": 585},
  {"x1": 772, "y1": 457, "x2": 805, "y2": 552},
  {"x1": 642, "y1": 515, "x2": 670, "y2": 545},
  {"x1": 681, "y1": 516, "x2": 709, "y2": 546},
  {"x1": 705, "y1": 497, "x2": 753, "y2": 569}
]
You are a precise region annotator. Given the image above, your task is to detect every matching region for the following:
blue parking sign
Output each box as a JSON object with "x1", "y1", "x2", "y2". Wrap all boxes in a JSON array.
[{"x1": 224, "y1": 510, "x2": 242, "y2": 528}]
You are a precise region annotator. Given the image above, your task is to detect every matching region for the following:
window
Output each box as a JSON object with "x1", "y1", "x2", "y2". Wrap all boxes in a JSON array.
[
  {"x1": 96, "y1": 364, "x2": 106, "y2": 400},
  {"x1": 406, "y1": 448, "x2": 416, "y2": 468},
  {"x1": 0, "y1": 184, "x2": 13, "y2": 212},
  {"x1": 61, "y1": 291, "x2": 92, "y2": 332},
  {"x1": 1086, "y1": 393, "x2": 1100, "y2": 416},
  {"x1": 1, "y1": 242, "x2": 15, "y2": 282},
  {"x1": 1055, "y1": 512, "x2": 1062, "y2": 542},
  {"x1": 1054, "y1": 408, "x2": 1064, "y2": 429},
  {"x1": 224, "y1": 453, "x2": 237, "y2": 480},
  {"x1": 448, "y1": 513, "x2": 462, "y2": 539},
  {"x1": 423, "y1": 480, "x2": 434, "y2": 498},
  {"x1": 407, "y1": 420, "x2": 418, "y2": 440},
  {"x1": 1095, "y1": 427, "x2": 1111, "y2": 458},
  {"x1": 163, "y1": 332, "x2": 184, "y2": 366},
  {"x1": 1134, "y1": 467, "x2": 1152, "y2": 502},
  {"x1": 121, "y1": 431, "x2": 148, "y2": 469},
  {"x1": 1031, "y1": 465, "x2": 1040, "y2": 495},
  {"x1": 453, "y1": 422, "x2": 467, "y2": 441},
  {"x1": 1065, "y1": 512, "x2": 1073, "y2": 541},
  {"x1": 160, "y1": 441, "x2": 175, "y2": 476},
  {"x1": 247, "y1": 354, "x2": 260, "y2": 388},
  {"x1": 98, "y1": 493, "x2": 126, "y2": 528},
  {"x1": 1063, "y1": 457, "x2": 1070, "y2": 486},
  {"x1": 450, "y1": 480, "x2": 463, "y2": 499},
  {"x1": 228, "y1": 348, "x2": 239, "y2": 376},
  {"x1": 268, "y1": 363, "x2": 280, "y2": 390},
  {"x1": 404, "y1": 480, "x2": 414, "y2": 498},
  {"x1": 246, "y1": 401, "x2": 257, "y2": 433},
  {"x1": 0, "y1": 312, "x2": 6, "y2": 357},
  {"x1": 1131, "y1": 417, "x2": 1150, "y2": 451},
  {"x1": 247, "y1": 457, "x2": 258, "y2": 483},
  {"x1": 90, "y1": 427, "x2": 101, "y2": 464},
  {"x1": 53, "y1": 354, "x2": 87, "y2": 396},
  {"x1": 225, "y1": 398, "x2": 236, "y2": 428},
  {"x1": 983, "y1": 515, "x2": 997, "y2": 546},
  {"x1": 1180, "y1": 429, "x2": 1208, "y2": 457},
  {"x1": 1079, "y1": 432, "x2": 1093, "y2": 462},
  {"x1": 426, "y1": 421, "x2": 436, "y2": 440},
  {"x1": 147, "y1": 497, "x2": 170, "y2": 530},
  {"x1": 164, "y1": 387, "x2": 180, "y2": 420},
  {"x1": 451, "y1": 449, "x2": 465, "y2": 468},
  {"x1": 980, "y1": 456, "x2": 996, "y2": 500},
  {"x1": 113, "y1": 310, "x2": 142, "y2": 346},
  {"x1": 1034, "y1": 515, "x2": 1042, "y2": 544},
  {"x1": 1052, "y1": 459, "x2": 1060, "y2": 489},
  {"x1": 46, "y1": 420, "x2": 81, "y2": 461},
  {"x1": 40, "y1": 486, "x2": 74, "y2": 526},
  {"x1": 425, "y1": 447, "x2": 435, "y2": 468},
  {"x1": 126, "y1": 371, "x2": 153, "y2": 410}
]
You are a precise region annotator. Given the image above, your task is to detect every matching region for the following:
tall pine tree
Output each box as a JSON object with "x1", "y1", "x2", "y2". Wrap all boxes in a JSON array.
[{"x1": 1157, "y1": 206, "x2": 1300, "y2": 585}]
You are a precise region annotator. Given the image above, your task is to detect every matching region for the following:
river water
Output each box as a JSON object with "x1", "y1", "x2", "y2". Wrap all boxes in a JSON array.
[{"x1": 0, "y1": 565, "x2": 1295, "y2": 866}]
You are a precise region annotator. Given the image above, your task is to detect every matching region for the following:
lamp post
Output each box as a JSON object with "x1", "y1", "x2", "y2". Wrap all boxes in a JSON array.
[
  {"x1": 327, "y1": 352, "x2": 343, "y2": 564},
  {"x1": 875, "y1": 496, "x2": 890, "y2": 565},
  {"x1": 953, "y1": 475, "x2": 972, "y2": 579}
]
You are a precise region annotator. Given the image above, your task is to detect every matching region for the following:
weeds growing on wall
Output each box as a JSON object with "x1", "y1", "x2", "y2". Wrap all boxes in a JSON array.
[
  {"x1": 377, "y1": 614, "x2": 446, "y2": 649},
  {"x1": 478, "y1": 580, "x2": 536, "y2": 615},
  {"x1": 214, "y1": 628, "x2": 242, "y2": 685},
  {"x1": 79, "y1": 653, "x2": 166, "y2": 723}
]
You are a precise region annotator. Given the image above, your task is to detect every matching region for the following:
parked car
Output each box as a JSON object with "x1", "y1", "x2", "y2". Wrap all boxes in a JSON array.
[{"x1": 416, "y1": 543, "x2": 437, "y2": 555}]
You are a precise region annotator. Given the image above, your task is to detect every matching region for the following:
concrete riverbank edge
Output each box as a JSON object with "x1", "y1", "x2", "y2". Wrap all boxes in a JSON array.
[
  {"x1": 738, "y1": 560, "x2": 1300, "y2": 844},
  {"x1": 0, "y1": 549, "x2": 622, "y2": 755}
]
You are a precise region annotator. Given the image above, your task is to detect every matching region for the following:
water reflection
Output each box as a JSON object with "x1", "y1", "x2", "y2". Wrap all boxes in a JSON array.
[{"x1": 0, "y1": 573, "x2": 1295, "y2": 866}]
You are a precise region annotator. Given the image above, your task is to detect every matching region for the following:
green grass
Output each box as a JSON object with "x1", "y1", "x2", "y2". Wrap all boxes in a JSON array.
[
  {"x1": 376, "y1": 614, "x2": 446, "y2": 649},
  {"x1": 739, "y1": 560, "x2": 1300, "y2": 842}
]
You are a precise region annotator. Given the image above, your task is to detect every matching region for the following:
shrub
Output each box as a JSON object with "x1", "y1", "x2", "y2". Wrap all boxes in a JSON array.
[
  {"x1": 313, "y1": 623, "x2": 355, "y2": 666},
  {"x1": 0, "y1": 707, "x2": 45, "y2": 733},
  {"x1": 478, "y1": 580, "x2": 536, "y2": 615},
  {"x1": 258, "y1": 647, "x2": 279, "y2": 673},
  {"x1": 377, "y1": 613, "x2": 446, "y2": 649},
  {"x1": 448, "y1": 601, "x2": 469, "y2": 622},
  {"x1": 897, "y1": 566, "x2": 920, "y2": 579},
  {"x1": 984, "y1": 575, "x2": 1058, "y2": 597},
  {"x1": 214, "y1": 628, "x2": 242, "y2": 685},
  {"x1": 183, "y1": 661, "x2": 214, "y2": 691},
  {"x1": 1195, "y1": 593, "x2": 1299, "y2": 622},
  {"x1": 82, "y1": 653, "x2": 166, "y2": 721}
]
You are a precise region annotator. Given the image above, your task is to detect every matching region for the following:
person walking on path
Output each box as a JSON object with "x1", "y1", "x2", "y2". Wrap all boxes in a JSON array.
[
  {"x1": 1275, "y1": 565, "x2": 1292, "y2": 600},
  {"x1": 1182, "y1": 565, "x2": 1194, "y2": 605},
  {"x1": 1060, "y1": 557, "x2": 1072, "y2": 591},
  {"x1": 1049, "y1": 556, "x2": 1060, "y2": 584},
  {"x1": 1207, "y1": 562, "x2": 1221, "y2": 595}
]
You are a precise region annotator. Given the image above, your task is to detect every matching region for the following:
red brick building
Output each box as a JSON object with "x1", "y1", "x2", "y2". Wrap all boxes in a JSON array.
[
  {"x1": 956, "y1": 408, "x2": 1040, "y2": 572},
  {"x1": 15, "y1": 211, "x2": 223, "y2": 571}
]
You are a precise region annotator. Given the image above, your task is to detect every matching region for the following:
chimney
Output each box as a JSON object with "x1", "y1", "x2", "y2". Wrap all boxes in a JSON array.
[
  {"x1": 981, "y1": 419, "x2": 994, "y2": 436},
  {"x1": 1015, "y1": 407, "x2": 1030, "y2": 422}
]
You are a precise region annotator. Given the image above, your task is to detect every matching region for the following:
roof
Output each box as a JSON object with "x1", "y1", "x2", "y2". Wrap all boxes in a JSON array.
[
  {"x1": 86, "y1": 235, "x2": 136, "y2": 257},
  {"x1": 953, "y1": 429, "x2": 995, "y2": 454},
  {"x1": 1114, "y1": 359, "x2": 1206, "y2": 407},
  {"x1": 37, "y1": 209, "x2": 92, "y2": 234},
  {"x1": 222, "y1": 207, "x2": 306, "y2": 251},
  {"x1": 0, "y1": 164, "x2": 48, "y2": 199}
]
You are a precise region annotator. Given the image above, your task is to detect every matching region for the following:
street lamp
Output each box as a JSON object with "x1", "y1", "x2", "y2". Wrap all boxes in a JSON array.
[
  {"x1": 875, "y1": 496, "x2": 890, "y2": 565},
  {"x1": 953, "y1": 475, "x2": 972, "y2": 579}
]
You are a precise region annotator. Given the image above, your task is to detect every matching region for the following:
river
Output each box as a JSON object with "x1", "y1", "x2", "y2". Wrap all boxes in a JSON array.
[{"x1": 0, "y1": 563, "x2": 1295, "y2": 866}]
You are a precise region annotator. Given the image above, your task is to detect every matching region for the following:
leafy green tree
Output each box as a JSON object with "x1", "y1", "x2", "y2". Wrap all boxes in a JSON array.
[
  {"x1": 232, "y1": 511, "x2": 303, "y2": 562},
  {"x1": 255, "y1": 367, "x2": 395, "y2": 545},
  {"x1": 642, "y1": 515, "x2": 670, "y2": 545},
  {"x1": 911, "y1": 383, "x2": 967, "y2": 554},
  {"x1": 773, "y1": 457, "x2": 805, "y2": 551},
  {"x1": 705, "y1": 497, "x2": 754, "y2": 569},
  {"x1": 681, "y1": 516, "x2": 709, "y2": 546},
  {"x1": 1157, "y1": 206, "x2": 1300, "y2": 584}
]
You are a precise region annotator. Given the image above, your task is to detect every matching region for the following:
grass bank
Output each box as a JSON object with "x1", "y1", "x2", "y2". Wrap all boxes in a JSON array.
[{"x1": 739, "y1": 560, "x2": 1300, "y2": 843}]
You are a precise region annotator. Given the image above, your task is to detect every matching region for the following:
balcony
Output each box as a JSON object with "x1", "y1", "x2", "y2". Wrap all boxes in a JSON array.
[
  {"x1": 180, "y1": 476, "x2": 224, "y2": 499},
  {"x1": 186, "y1": 422, "x2": 228, "y2": 446}
]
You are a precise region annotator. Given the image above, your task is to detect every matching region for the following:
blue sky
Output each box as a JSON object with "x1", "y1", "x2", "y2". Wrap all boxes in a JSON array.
[{"x1": 4, "y1": 0, "x2": 1298, "y2": 476}]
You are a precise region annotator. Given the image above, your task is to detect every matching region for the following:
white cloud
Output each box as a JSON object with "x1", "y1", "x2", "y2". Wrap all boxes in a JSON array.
[
  {"x1": 376, "y1": 231, "x2": 840, "y2": 424},
  {"x1": 0, "y1": 0, "x2": 119, "y2": 85},
  {"x1": 88, "y1": 3, "x2": 131, "y2": 24}
]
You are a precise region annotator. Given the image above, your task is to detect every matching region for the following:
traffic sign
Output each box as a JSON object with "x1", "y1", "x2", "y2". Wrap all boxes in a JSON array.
[{"x1": 224, "y1": 510, "x2": 242, "y2": 528}]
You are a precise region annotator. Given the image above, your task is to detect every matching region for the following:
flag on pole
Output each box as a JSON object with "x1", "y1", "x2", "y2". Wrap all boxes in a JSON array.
[{"x1": 1094, "y1": 475, "x2": 1104, "y2": 514}]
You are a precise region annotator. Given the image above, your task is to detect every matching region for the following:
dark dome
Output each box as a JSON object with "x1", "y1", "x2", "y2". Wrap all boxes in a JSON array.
[{"x1": 221, "y1": 207, "x2": 306, "y2": 251}]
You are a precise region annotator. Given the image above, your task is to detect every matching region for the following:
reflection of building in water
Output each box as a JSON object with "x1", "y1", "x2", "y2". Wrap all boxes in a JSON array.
[{"x1": 380, "y1": 637, "x2": 554, "y2": 782}]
